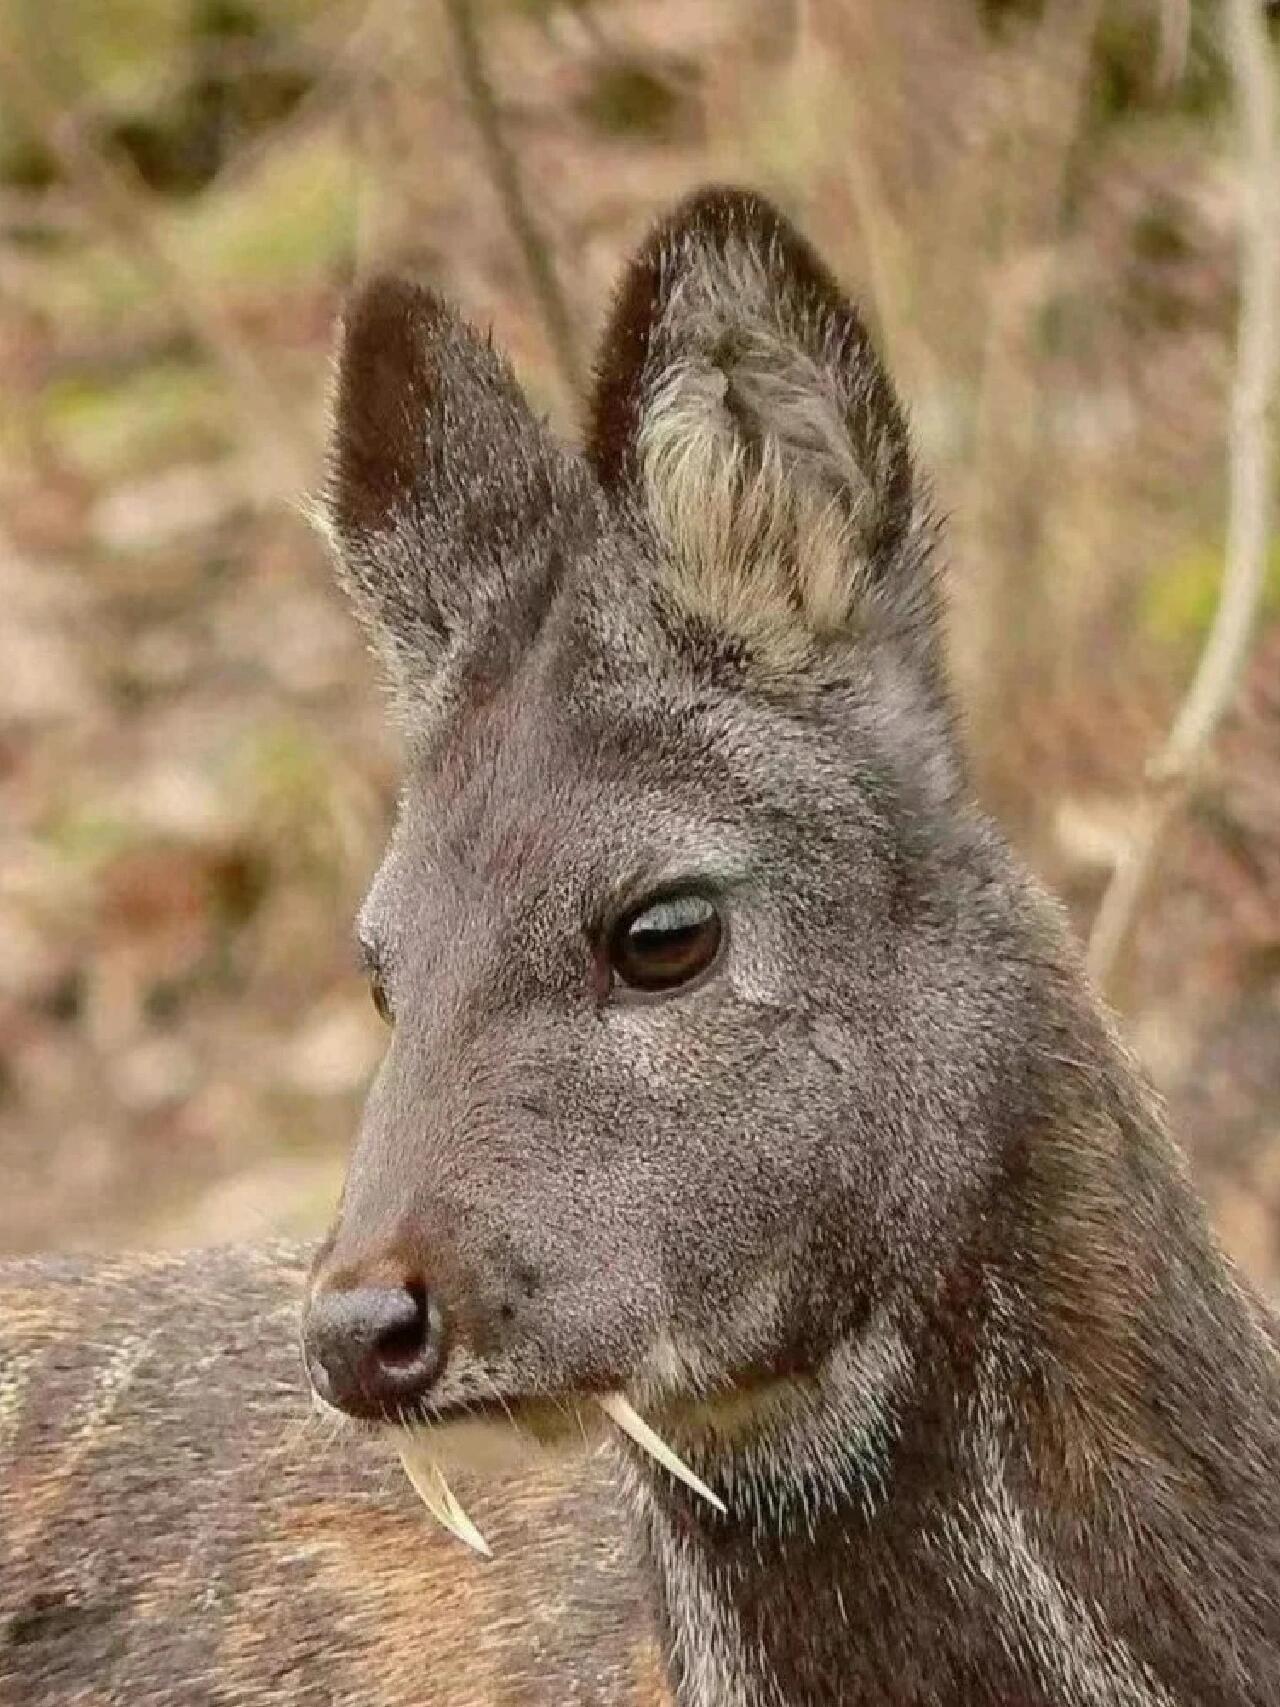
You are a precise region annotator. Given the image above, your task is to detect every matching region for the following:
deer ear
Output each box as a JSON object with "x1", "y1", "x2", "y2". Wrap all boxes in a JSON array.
[
  {"x1": 322, "y1": 275, "x2": 587, "y2": 707},
  {"x1": 587, "y1": 189, "x2": 937, "y2": 673}
]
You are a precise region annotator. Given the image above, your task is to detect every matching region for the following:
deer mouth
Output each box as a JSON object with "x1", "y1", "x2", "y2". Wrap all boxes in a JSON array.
[
  {"x1": 305, "y1": 1323, "x2": 731, "y2": 1557},
  {"x1": 384, "y1": 1386, "x2": 727, "y2": 1557}
]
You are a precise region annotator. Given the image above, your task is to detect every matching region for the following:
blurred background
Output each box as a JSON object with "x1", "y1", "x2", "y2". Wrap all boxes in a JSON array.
[{"x1": 0, "y1": 0, "x2": 1276, "y2": 1286}]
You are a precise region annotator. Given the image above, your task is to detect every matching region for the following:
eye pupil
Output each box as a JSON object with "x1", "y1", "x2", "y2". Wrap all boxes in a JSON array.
[
  {"x1": 370, "y1": 974, "x2": 393, "y2": 1024},
  {"x1": 609, "y1": 894, "x2": 722, "y2": 994}
]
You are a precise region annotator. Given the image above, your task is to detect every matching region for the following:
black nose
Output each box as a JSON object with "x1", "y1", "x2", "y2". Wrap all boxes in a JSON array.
[{"x1": 303, "y1": 1282, "x2": 443, "y2": 1422}]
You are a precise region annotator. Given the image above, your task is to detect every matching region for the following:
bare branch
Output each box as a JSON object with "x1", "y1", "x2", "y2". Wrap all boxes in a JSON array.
[
  {"x1": 1154, "y1": 0, "x2": 1192, "y2": 94},
  {"x1": 1086, "y1": 0, "x2": 1278, "y2": 991},
  {"x1": 0, "y1": 48, "x2": 316, "y2": 497},
  {"x1": 956, "y1": 0, "x2": 1105, "y2": 792},
  {"x1": 441, "y1": 0, "x2": 585, "y2": 403}
]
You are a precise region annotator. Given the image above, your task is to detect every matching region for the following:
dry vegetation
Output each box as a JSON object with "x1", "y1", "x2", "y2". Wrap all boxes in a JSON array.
[{"x1": 0, "y1": 0, "x2": 1276, "y2": 1284}]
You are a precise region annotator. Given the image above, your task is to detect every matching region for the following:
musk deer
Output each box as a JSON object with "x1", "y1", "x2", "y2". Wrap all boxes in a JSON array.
[{"x1": 2, "y1": 189, "x2": 1278, "y2": 1707}]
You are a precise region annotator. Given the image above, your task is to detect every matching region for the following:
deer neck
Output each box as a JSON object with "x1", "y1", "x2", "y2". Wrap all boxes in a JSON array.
[
  {"x1": 624, "y1": 1294, "x2": 1016, "y2": 1707},
  {"x1": 623, "y1": 1102, "x2": 1278, "y2": 1707},
  {"x1": 624, "y1": 1309, "x2": 925, "y2": 1707}
]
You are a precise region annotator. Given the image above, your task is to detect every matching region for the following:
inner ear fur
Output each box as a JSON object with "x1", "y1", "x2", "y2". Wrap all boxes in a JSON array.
[{"x1": 586, "y1": 188, "x2": 931, "y2": 666}]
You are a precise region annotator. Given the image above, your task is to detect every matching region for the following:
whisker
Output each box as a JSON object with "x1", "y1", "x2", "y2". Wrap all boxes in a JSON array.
[{"x1": 473, "y1": 1367, "x2": 526, "y2": 1440}]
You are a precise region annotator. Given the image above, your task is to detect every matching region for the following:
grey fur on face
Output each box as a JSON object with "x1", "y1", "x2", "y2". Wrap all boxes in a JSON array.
[{"x1": 318, "y1": 191, "x2": 994, "y2": 1413}]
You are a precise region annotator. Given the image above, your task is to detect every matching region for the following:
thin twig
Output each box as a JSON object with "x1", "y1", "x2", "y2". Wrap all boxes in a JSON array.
[
  {"x1": 1086, "y1": 0, "x2": 1278, "y2": 991},
  {"x1": 1154, "y1": 0, "x2": 1192, "y2": 94},
  {"x1": 958, "y1": 0, "x2": 1105, "y2": 790},
  {"x1": 0, "y1": 49, "x2": 315, "y2": 496},
  {"x1": 442, "y1": 0, "x2": 584, "y2": 402}
]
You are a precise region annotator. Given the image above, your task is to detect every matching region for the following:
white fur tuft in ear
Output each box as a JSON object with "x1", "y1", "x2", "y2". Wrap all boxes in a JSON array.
[
  {"x1": 589, "y1": 190, "x2": 930, "y2": 674},
  {"x1": 637, "y1": 260, "x2": 878, "y2": 665},
  {"x1": 639, "y1": 232, "x2": 902, "y2": 665}
]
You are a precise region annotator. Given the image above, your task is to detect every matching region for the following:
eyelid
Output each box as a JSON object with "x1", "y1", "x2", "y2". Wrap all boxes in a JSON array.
[
  {"x1": 629, "y1": 894, "x2": 715, "y2": 930},
  {"x1": 606, "y1": 873, "x2": 730, "y2": 933}
]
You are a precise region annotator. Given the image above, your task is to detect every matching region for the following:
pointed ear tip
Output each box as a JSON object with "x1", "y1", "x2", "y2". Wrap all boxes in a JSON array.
[
  {"x1": 327, "y1": 274, "x2": 449, "y2": 535},
  {"x1": 338, "y1": 273, "x2": 452, "y2": 367},
  {"x1": 669, "y1": 183, "x2": 784, "y2": 229},
  {"x1": 611, "y1": 186, "x2": 786, "y2": 284},
  {"x1": 602, "y1": 184, "x2": 840, "y2": 344},
  {"x1": 587, "y1": 185, "x2": 851, "y2": 484}
]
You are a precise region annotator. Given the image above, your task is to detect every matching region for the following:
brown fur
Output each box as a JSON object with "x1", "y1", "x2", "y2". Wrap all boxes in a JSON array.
[{"x1": 0, "y1": 1248, "x2": 666, "y2": 1706}]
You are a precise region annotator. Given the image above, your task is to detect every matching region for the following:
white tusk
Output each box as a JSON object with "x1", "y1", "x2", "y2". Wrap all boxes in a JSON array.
[
  {"x1": 396, "y1": 1435, "x2": 493, "y2": 1558},
  {"x1": 598, "y1": 1392, "x2": 727, "y2": 1515}
]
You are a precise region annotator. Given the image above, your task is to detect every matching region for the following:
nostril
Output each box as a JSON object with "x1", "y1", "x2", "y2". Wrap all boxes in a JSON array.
[
  {"x1": 374, "y1": 1280, "x2": 431, "y2": 1369},
  {"x1": 304, "y1": 1280, "x2": 444, "y2": 1422}
]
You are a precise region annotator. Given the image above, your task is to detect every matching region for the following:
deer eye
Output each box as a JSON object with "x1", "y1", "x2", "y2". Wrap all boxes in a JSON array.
[
  {"x1": 608, "y1": 894, "x2": 723, "y2": 994},
  {"x1": 369, "y1": 972, "x2": 393, "y2": 1025}
]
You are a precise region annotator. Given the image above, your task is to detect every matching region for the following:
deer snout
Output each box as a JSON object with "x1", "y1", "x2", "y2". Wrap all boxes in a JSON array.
[{"x1": 303, "y1": 1278, "x2": 444, "y2": 1422}]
